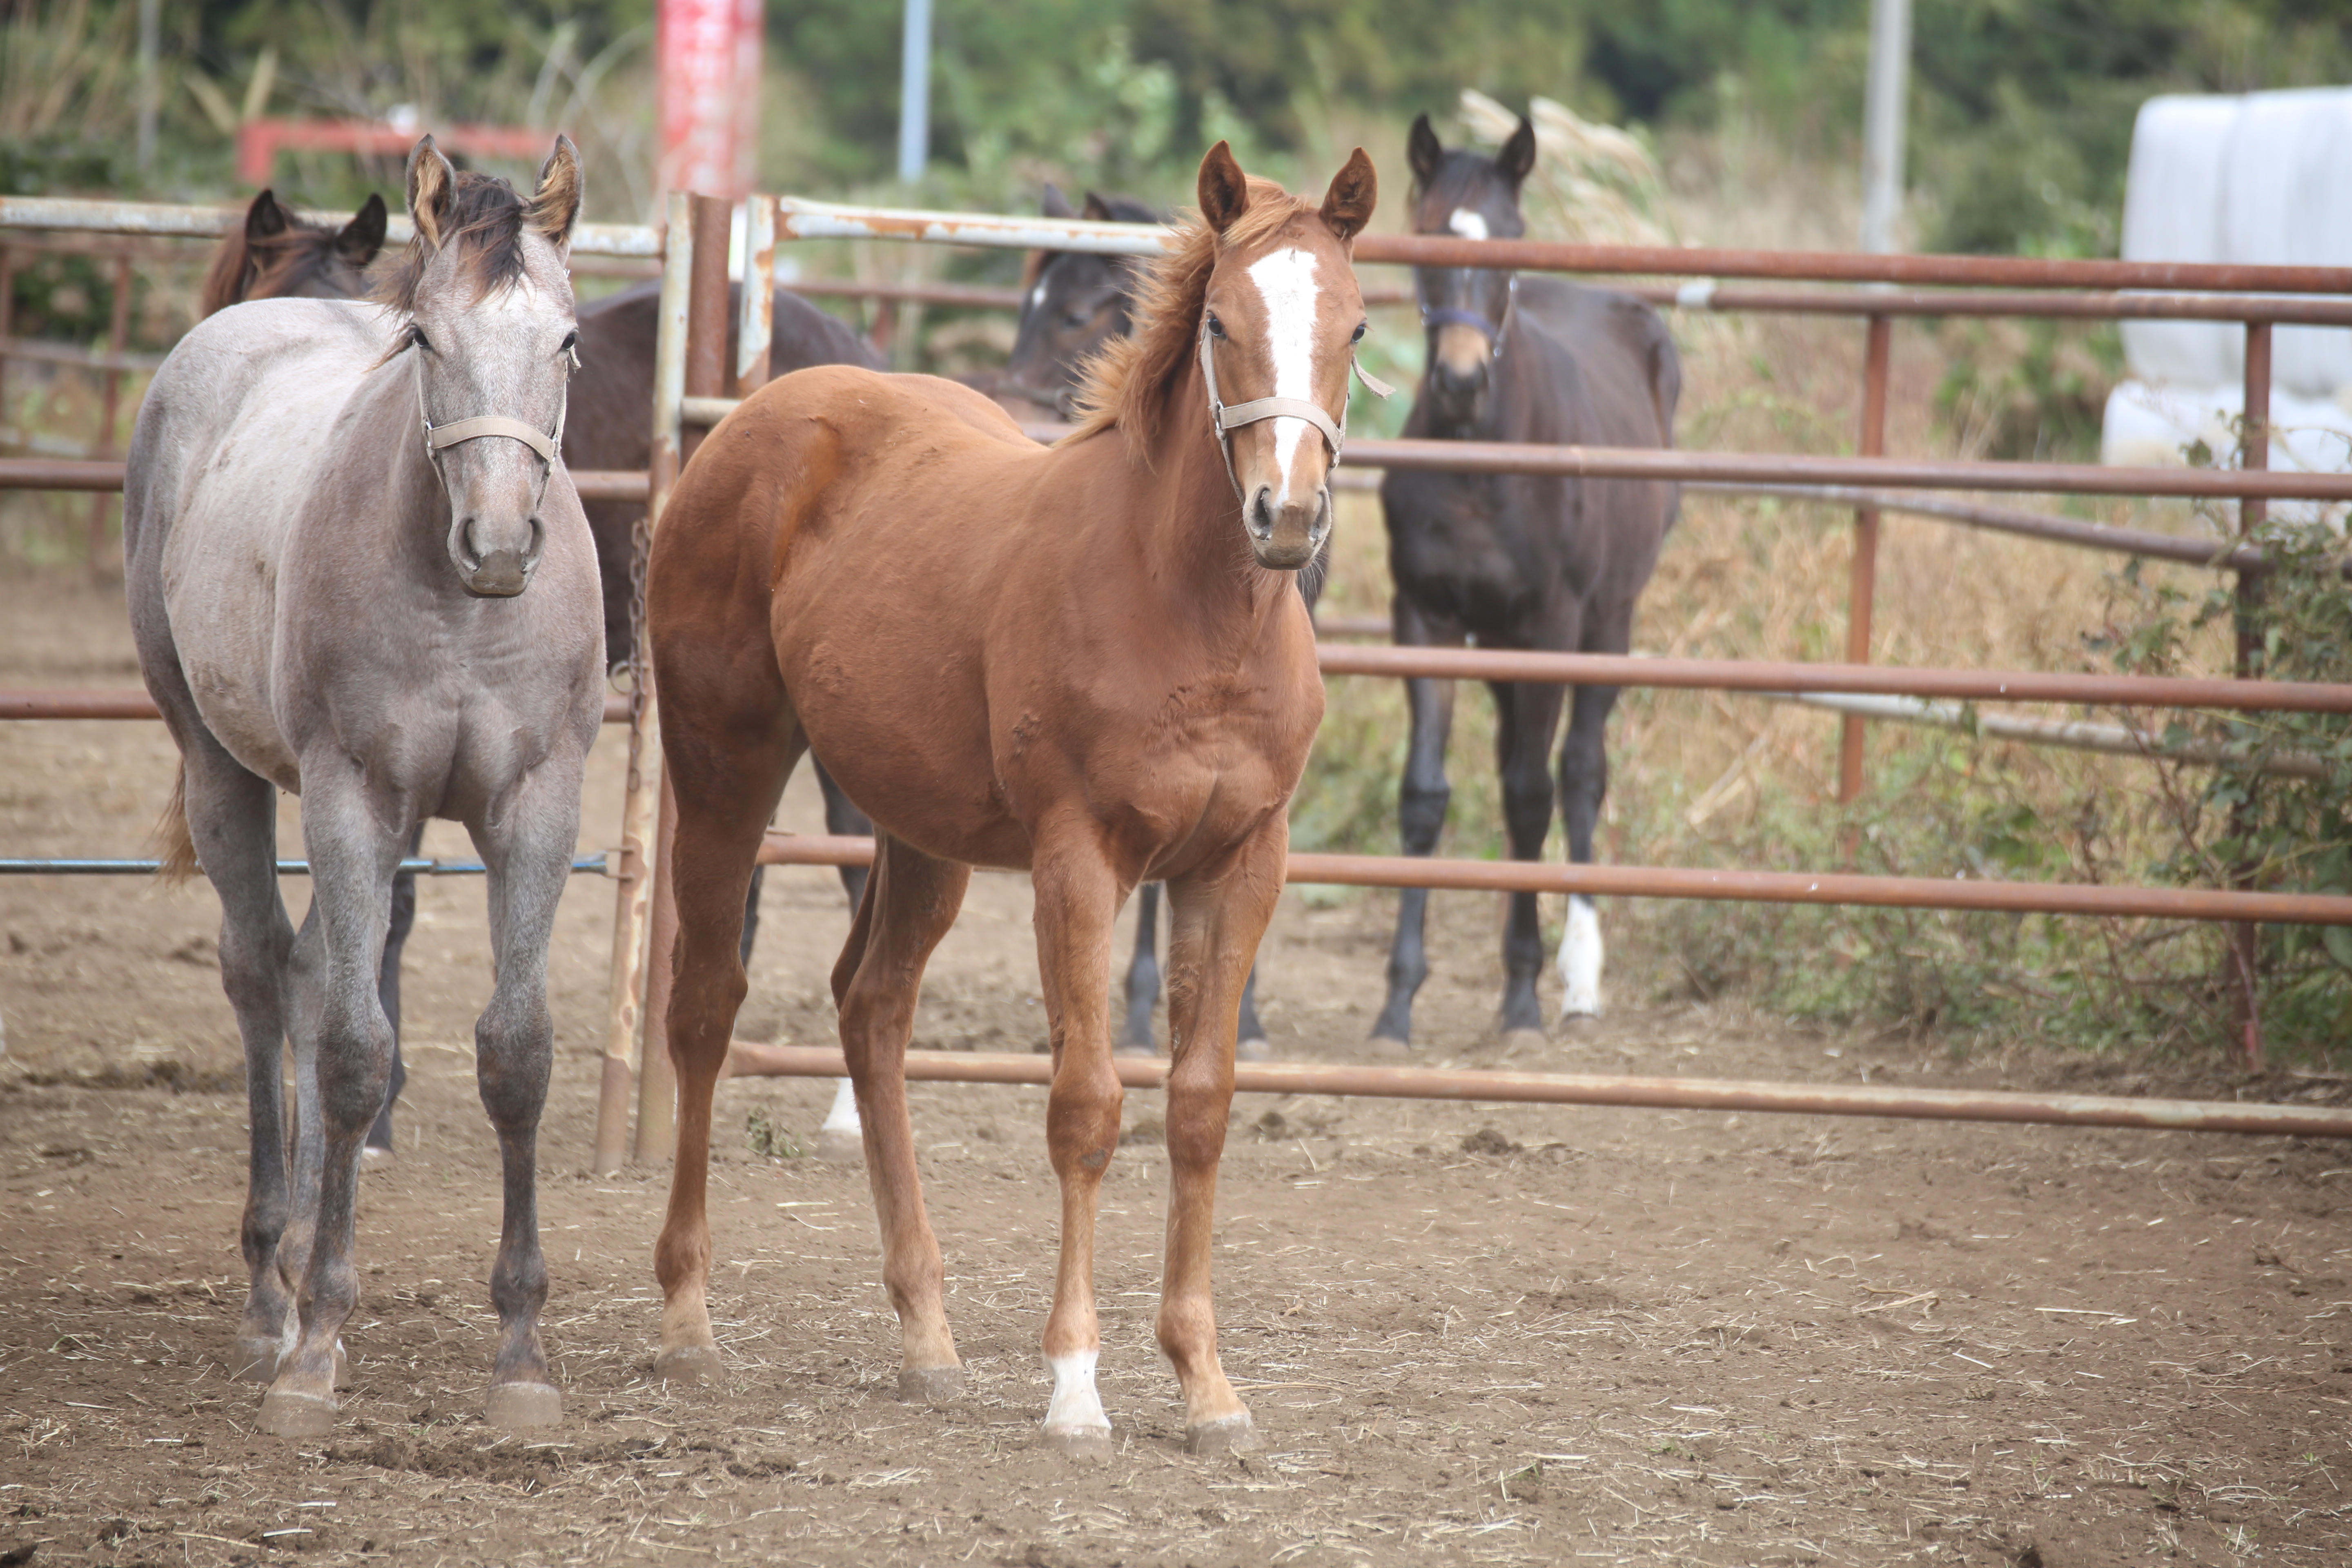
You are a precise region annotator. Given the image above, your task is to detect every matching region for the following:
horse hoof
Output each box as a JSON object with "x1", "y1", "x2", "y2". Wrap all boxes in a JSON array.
[
  {"x1": 485, "y1": 1381, "x2": 564, "y2": 1429},
  {"x1": 1498, "y1": 1027, "x2": 1548, "y2": 1056},
  {"x1": 258, "y1": 1388, "x2": 337, "y2": 1439},
  {"x1": 1236, "y1": 1034, "x2": 1272, "y2": 1063},
  {"x1": 1185, "y1": 1413, "x2": 1258, "y2": 1456},
  {"x1": 1042, "y1": 1422, "x2": 1113, "y2": 1459},
  {"x1": 1364, "y1": 1033, "x2": 1411, "y2": 1064},
  {"x1": 230, "y1": 1335, "x2": 281, "y2": 1383},
  {"x1": 815, "y1": 1129, "x2": 863, "y2": 1165},
  {"x1": 653, "y1": 1344, "x2": 724, "y2": 1387},
  {"x1": 896, "y1": 1365, "x2": 966, "y2": 1403},
  {"x1": 359, "y1": 1145, "x2": 396, "y2": 1169},
  {"x1": 1557, "y1": 1009, "x2": 1602, "y2": 1033}
]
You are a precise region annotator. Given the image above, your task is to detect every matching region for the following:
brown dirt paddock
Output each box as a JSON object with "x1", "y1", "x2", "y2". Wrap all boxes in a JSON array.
[{"x1": 5, "y1": 570, "x2": 2352, "y2": 1568}]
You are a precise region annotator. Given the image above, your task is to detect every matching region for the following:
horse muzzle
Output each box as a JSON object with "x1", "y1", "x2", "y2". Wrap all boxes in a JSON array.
[
  {"x1": 452, "y1": 515, "x2": 545, "y2": 598},
  {"x1": 1246, "y1": 484, "x2": 1331, "y2": 572}
]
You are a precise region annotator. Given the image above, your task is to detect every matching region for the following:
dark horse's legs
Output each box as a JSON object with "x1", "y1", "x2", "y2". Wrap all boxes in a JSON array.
[
  {"x1": 735, "y1": 755, "x2": 874, "y2": 971},
  {"x1": 1494, "y1": 678, "x2": 1569, "y2": 1035},
  {"x1": 1556, "y1": 677, "x2": 1619, "y2": 1018},
  {"x1": 1370, "y1": 609, "x2": 1459, "y2": 1045},
  {"x1": 364, "y1": 824, "x2": 423, "y2": 1157}
]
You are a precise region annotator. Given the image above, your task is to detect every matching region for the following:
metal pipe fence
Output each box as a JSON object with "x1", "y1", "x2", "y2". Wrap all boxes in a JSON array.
[{"x1": 4, "y1": 193, "x2": 2349, "y2": 1156}]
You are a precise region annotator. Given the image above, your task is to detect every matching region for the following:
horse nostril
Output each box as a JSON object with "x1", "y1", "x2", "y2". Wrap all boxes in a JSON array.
[{"x1": 1249, "y1": 488, "x2": 1276, "y2": 537}]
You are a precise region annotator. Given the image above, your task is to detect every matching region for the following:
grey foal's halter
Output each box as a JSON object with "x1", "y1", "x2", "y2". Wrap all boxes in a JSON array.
[
  {"x1": 413, "y1": 341, "x2": 577, "y2": 468},
  {"x1": 1198, "y1": 315, "x2": 1392, "y2": 505}
]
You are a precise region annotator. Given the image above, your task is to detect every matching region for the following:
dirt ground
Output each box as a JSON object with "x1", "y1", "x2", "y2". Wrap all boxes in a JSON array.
[{"x1": 6, "y1": 571, "x2": 2352, "y2": 1568}]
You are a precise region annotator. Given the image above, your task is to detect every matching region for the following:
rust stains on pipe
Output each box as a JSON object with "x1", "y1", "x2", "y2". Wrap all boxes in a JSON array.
[
  {"x1": 1613, "y1": 283, "x2": 2352, "y2": 328},
  {"x1": 6, "y1": 688, "x2": 633, "y2": 723},
  {"x1": 0, "y1": 459, "x2": 652, "y2": 504},
  {"x1": 1313, "y1": 644, "x2": 2352, "y2": 715},
  {"x1": 753, "y1": 833, "x2": 2352, "y2": 926},
  {"x1": 720, "y1": 1043, "x2": 2352, "y2": 1139},
  {"x1": 1350, "y1": 232, "x2": 2352, "y2": 296},
  {"x1": 1344, "y1": 439, "x2": 2352, "y2": 503}
]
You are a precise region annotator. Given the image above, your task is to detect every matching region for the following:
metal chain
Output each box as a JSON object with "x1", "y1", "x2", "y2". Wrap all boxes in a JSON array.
[{"x1": 626, "y1": 507, "x2": 650, "y2": 734}]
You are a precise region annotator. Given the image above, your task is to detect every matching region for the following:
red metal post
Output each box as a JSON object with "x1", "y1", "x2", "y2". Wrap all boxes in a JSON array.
[
  {"x1": 1839, "y1": 314, "x2": 1892, "y2": 802},
  {"x1": 85, "y1": 255, "x2": 132, "y2": 576},
  {"x1": 2231, "y1": 321, "x2": 2272, "y2": 1074}
]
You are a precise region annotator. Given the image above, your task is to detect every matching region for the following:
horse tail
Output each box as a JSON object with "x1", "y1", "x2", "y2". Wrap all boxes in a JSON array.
[{"x1": 153, "y1": 762, "x2": 200, "y2": 885}]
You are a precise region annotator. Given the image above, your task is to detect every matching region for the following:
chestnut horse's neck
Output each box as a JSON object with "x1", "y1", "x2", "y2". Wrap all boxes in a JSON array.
[{"x1": 1123, "y1": 356, "x2": 1303, "y2": 641}]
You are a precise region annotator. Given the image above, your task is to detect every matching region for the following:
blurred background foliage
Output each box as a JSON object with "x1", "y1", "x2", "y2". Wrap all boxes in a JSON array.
[{"x1": 3, "y1": 0, "x2": 2348, "y2": 254}]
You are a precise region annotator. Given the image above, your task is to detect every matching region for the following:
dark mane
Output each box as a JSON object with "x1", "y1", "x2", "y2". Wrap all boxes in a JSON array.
[
  {"x1": 200, "y1": 209, "x2": 336, "y2": 318},
  {"x1": 1066, "y1": 176, "x2": 1317, "y2": 451},
  {"x1": 372, "y1": 170, "x2": 532, "y2": 313}
]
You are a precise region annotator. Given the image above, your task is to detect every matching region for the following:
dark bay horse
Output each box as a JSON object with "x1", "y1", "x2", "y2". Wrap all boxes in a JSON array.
[
  {"x1": 202, "y1": 188, "x2": 883, "y2": 1154},
  {"x1": 1372, "y1": 114, "x2": 1681, "y2": 1047},
  {"x1": 131, "y1": 138, "x2": 603, "y2": 1435},
  {"x1": 645, "y1": 143, "x2": 1377, "y2": 1455}
]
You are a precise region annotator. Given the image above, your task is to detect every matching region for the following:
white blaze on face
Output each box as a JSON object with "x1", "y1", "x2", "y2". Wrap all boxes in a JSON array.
[
  {"x1": 1043, "y1": 1349, "x2": 1109, "y2": 1435},
  {"x1": 1448, "y1": 207, "x2": 1490, "y2": 241},
  {"x1": 1559, "y1": 895, "x2": 1604, "y2": 1016},
  {"x1": 1243, "y1": 247, "x2": 1324, "y2": 501}
]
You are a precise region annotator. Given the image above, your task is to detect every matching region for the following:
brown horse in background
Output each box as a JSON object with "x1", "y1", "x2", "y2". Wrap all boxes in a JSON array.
[
  {"x1": 645, "y1": 142, "x2": 1377, "y2": 1456},
  {"x1": 198, "y1": 189, "x2": 387, "y2": 316}
]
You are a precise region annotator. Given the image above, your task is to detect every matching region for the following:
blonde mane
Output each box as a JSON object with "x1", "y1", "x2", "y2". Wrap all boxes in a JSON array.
[{"x1": 1065, "y1": 176, "x2": 1321, "y2": 452}]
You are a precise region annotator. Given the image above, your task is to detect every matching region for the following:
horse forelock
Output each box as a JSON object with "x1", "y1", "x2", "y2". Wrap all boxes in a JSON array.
[
  {"x1": 1066, "y1": 176, "x2": 1325, "y2": 451},
  {"x1": 1412, "y1": 150, "x2": 1525, "y2": 240},
  {"x1": 372, "y1": 171, "x2": 547, "y2": 316}
]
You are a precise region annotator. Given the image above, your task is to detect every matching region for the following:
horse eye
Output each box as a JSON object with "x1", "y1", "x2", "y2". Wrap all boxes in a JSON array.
[
  {"x1": 1062, "y1": 310, "x2": 1090, "y2": 330},
  {"x1": 1351, "y1": 321, "x2": 1368, "y2": 344},
  {"x1": 409, "y1": 326, "x2": 433, "y2": 353},
  {"x1": 1206, "y1": 313, "x2": 1225, "y2": 340},
  {"x1": 559, "y1": 330, "x2": 579, "y2": 356}
]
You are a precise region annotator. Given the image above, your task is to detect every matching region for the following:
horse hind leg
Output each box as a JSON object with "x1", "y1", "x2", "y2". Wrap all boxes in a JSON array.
[
  {"x1": 833, "y1": 835, "x2": 971, "y2": 1403},
  {"x1": 1556, "y1": 681, "x2": 1619, "y2": 1021},
  {"x1": 177, "y1": 743, "x2": 300, "y2": 1382},
  {"x1": 364, "y1": 822, "x2": 424, "y2": 1163},
  {"x1": 1495, "y1": 679, "x2": 1568, "y2": 1042},
  {"x1": 653, "y1": 714, "x2": 798, "y2": 1387},
  {"x1": 1116, "y1": 883, "x2": 1162, "y2": 1056},
  {"x1": 1371, "y1": 671, "x2": 1456, "y2": 1049}
]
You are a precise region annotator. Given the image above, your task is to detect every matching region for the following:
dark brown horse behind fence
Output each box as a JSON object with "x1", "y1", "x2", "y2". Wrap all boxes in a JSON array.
[{"x1": 645, "y1": 142, "x2": 1377, "y2": 1457}]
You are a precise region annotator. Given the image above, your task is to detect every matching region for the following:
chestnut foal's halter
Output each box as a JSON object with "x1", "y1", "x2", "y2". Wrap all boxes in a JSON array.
[
  {"x1": 1198, "y1": 315, "x2": 1392, "y2": 505},
  {"x1": 412, "y1": 339, "x2": 578, "y2": 471}
]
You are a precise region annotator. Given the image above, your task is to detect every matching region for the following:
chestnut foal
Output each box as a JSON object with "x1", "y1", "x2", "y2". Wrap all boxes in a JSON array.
[{"x1": 645, "y1": 143, "x2": 1377, "y2": 1455}]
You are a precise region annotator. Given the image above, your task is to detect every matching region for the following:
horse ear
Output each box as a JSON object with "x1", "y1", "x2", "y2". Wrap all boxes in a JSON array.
[
  {"x1": 1197, "y1": 141, "x2": 1250, "y2": 235},
  {"x1": 1081, "y1": 191, "x2": 1115, "y2": 222},
  {"x1": 245, "y1": 189, "x2": 288, "y2": 243},
  {"x1": 1498, "y1": 114, "x2": 1537, "y2": 187},
  {"x1": 405, "y1": 136, "x2": 457, "y2": 249},
  {"x1": 336, "y1": 193, "x2": 387, "y2": 267},
  {"x1": 528, "y1": 134, "x2": 582, "y2": 250},
  {"x1": 1040, "y1": 183, "x2": 1075, "y2": 219},
  {"x1": 1407, "y1": 114, "x2": 1443, "y2": 189},
  {"x1": 1319, "y1": 148, "x2": 1378, "y2": 244}
]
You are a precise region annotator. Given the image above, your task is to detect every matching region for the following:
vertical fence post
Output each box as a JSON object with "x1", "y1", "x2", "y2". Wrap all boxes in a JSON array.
[
  {"x1": 2230, "y1": 319, "x2": 2271, "y2": 1074},
  {"x1": 0, "y1": 244, "x2": 13, "y2": 442},
  {"x1": 733, "y1": 196, "x2": 775, "y2": 398},
  {"x1": 593, "y1": 192, "x2": 694, "y2": 1176},
  {"x1": 86, "y1": 254, "x2": 133, "y2": 576},
  {"x1": 632, "y1": 191, "x2": 734, "y2": 1167},
  {"x1": 1838, "y1": 313, "x2": 1893, "y2": 803}
]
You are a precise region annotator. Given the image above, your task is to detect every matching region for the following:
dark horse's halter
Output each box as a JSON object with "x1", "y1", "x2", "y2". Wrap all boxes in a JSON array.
[
  {"x1": 1419, "y1": 275, "x2": 1518, "y2": 354},
  {"x1": 1197, "y1": 316, "x2": 1392, "y2": 505}
]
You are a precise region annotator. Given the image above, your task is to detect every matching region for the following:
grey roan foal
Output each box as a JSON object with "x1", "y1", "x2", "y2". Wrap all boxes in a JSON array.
[{"x1": 125, "y1": 136, "x2": 602, "y2": 1436}]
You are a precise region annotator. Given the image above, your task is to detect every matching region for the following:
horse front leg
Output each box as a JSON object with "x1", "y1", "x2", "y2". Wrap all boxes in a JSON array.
[
  {"x1": 1557, "y1": 680, "x2": 1620, "y2": 1020},
  {"x1": 1495, "y1": 678, "x2": 1568, "y2": 1041},
  {"x1": 1158, "y1": 817, "x2": 1285, "y2": 1454},
  {"x1": 831, "y1": 835, "x2": 969, "y2": 1400},
  {"x1": 1371, "y1": 669, "x2": 1455, "y2": 1047},
  {"x1": 1030, "y1": 835, "x2": 1123, "y2": 1455},
  {"x1": 468, "y1": 762, "x2": 586, "y2": 1428},
  {"x1": 259, "y1": 769, "x2": 403, "y2": 1437}
]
